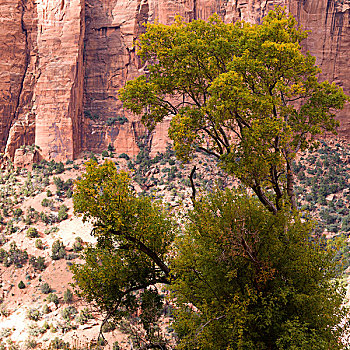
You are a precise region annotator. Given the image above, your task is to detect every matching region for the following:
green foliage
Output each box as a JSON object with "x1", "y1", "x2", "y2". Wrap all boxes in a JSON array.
[
  {"x1": 75, "y1": 307, "x2": 93, "y2": 325},
  {"x1": 171, "y1": 190, "x2": 348, "y2": 349},
  {"x1": 61, "y1": 306, "x2": 77, "y2": 320},
  {"x1": 40, "y1": 282, "x2": 51, "y2": 294},
  {"x1": 0, "y1": 242, "x2": 28, "y2": 268},
  {"x1": 29, "y1": 256, "x2": 46, "y2": 271},
  {"x1": 26, "y1": 308, "x2": 41, "y2": 321},
  {"x1": 72, "y1": 161, "x2": 174, "y2": 346},
  {"x1": 73, "y1": 237, "x2": 83, "y2": 252},
  {"x1": 35, "y1": 239, "x2": 43, "y2": 250},
  {"x1": 47, "y1": 293, "x2": 59, "y2": 305},
  {"x1": 63, "y1": 288, "x2": 73, "y2": 303},
  {"x1": 118, "y1": 153, "x2": 130, "y2": 160},
  {"x1": 51, "y1": 240, "x2": 66, "y2": 260},
  {"x1": 27, "y1": 227, "x2": 39, "y2": 238},
  {"x1": 58, "y1": 204, "x2": 68, "y2": 221},
  {"x1": 49, "y1": 337, "x2": 69, "y2": 350},
  {"x1": 18, "y1": 281, "x2": 25, "y2": 289},
  {"x1": 119, "y1": 8, "x2": 348, "y2": 213}
]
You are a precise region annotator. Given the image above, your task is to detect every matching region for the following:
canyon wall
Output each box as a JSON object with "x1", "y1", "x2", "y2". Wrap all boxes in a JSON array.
[{"x1": 0, "y1": 0, "x2": 349, "y2": 161}]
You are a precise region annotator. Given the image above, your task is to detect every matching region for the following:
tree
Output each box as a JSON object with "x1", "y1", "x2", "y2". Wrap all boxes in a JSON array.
[
  {"x1": 71, "y1": 160, "x2": 175, "y2": 347},
  {"x1": 171, "y1": 189, "x2": 348, "y2": 349},
  {"x1": 119, "y1": 8, "x2": 348, "y2": 213}
]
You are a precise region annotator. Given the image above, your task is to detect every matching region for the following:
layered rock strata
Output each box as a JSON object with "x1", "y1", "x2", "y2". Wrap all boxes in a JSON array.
[{"x1": 0, "y1": 0, "x2": 349, "y2": 161}]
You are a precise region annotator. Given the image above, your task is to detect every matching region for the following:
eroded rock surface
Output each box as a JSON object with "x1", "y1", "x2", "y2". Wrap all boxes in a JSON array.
[{"x1": 0, "y1": 0, "x2": 349, "y2": 161}]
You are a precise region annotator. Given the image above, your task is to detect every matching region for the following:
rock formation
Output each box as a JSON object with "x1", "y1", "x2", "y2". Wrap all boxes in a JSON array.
[{"x1": 0, "y1": 0, "x2": 349, "y2": 161}]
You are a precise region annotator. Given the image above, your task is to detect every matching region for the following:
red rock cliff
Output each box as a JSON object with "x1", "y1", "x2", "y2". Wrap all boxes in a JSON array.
[{"x1": 0, "y1": 0, "x2": 349, "y2": 161}]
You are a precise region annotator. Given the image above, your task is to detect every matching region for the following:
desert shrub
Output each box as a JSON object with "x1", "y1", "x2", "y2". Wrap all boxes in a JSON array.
[
  {"x1": 118, "y1": 153, "x2": 130, "y2": 160},
  {"x1": 13, "y1": 208, "x2": 23, "y2": 218},
  {"x1": 42, "y1": 304, "x2": 50, "y2": 314},
  {"x1": 35, "y1": 239, "x2": 43, "y2": 250},
  {"x1": 55, "y1": 162, "x2": 65, "y2": 174},
  {"x1": 29, "y1": 256, "x2": 46, "y2": 271},
  {"x1": 18, "y1": 281, "x2": 25, "y2": 289},
  {"x1": 0, "y1": 234, "x2": 8, "y2": 246},
  {"x1": 101, "y1": 321, "x2": 116, "y2": 333},
  {"x1": 58, "y1": 205, "x2": 68, "y2": 222},
  {"x1": 47, "y1": 293, "x2": 59, "y2": 305},
  {"x1": 41, "y1": 198, "x2": 50, "y2": 207},
  {"x1": 75, "y1": 308, "x2": 93, "y2": 325},
  {"x1": 7, "y1": 242, "x2": 28, "y2": 268},
  {"x1": 24, "y1": 337, "x2": 37, "y2": 349},
  {"x1": 72, "y1": 237, "x2": 83, "y2": 252},
  {"x1": 27, "y1": 227, "x2": 39, "y2": 238},
  {"x1": 66, "y1": 188, "x2": 73, "y2": 198},
  {"x1": 40, "y1": 282, "x2": 51, "y2": 294},
  {"x1": 102, "y1": 150, "x2": 109, "y2": 157},
  {"x1": 63, "y1": 288, "x2": 73, "y2": 303},
  {"x1": 61, "y1": 306, "x2": 77, "y2": 320},
  {"x1": 49, "y1": 337, "x2": 69, "y2": 350},
  {"x1": 26, "y1": 308, "x2": 40, "y2": 321},
  {"x1": 112, "y1": 342, "x2": 121, "y2": 350},
  {"x1": 51, "y1": 240, "x2": 66, "y2": 260}
]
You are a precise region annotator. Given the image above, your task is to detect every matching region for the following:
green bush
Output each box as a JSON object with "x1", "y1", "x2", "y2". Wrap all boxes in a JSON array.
[
  {"x1": 75, "y1": 307, "x2": 93, "y2": 325},
  {"x1": 51, "y1": 240, "x2": 66, "y2": 260},
  {"x1": 40, "y1": 282, "x2": 51, "y2": 294},
  {"x1": 35, "y1": 239, "x2": 43, "y2": 250},
  {"x1": 18, "y1": 281, "x2": 25, "y2": 289},
  {"x1": 118, "y1": 153, "x2": 130, "y2": 160},
  {"x1": 58, "y1": 205, "x2": 68, "y2": 222},
  {"x1": 63, "y1": 288, "x2": 73, "y2": 303},
  {"x1": 27, "y1": 227, "x2": 39, "y2": 238},
  {"x1": 26, "y1": 308, "x2": 40, "y2": 321},
  {"x1": 72, "y1": 237, "x2": 83, "y2": 252},
  {"x1": 29, "y1": 256, "x2": 46, "y2": 271},
  {"x1": 47, "y1": 293, "x2": 59, "y2": 305},
  {"x1": 61, "y1": 306, "x2": 77, "y2": 320},
  {"x1": 49, "y1": 337, "x2": 69, "y2": 350}
]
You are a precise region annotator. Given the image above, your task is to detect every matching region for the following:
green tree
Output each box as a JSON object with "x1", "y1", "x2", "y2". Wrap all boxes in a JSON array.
[
  {"x1": 71, "y1": 160, "x2": 175, "y2": 347},
  {"x1": 119, "y1": 8, "x2": 347, "y2": 213},
  {"x1": 171, "y1": 190, "x2": 348, "y2": 349}
]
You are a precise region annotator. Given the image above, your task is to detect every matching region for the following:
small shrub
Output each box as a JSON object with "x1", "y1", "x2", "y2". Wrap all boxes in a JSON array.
[
  {"x1": 40, "y1": 282, "x2": 51, "y2": 294},
  {"x1": 24, "y1": 337, "x2": 37, "y2": 349},
  {"x1": 101, "y1": 320, "x2": 116, "y2": 333},
  {"x1": 42, "y1": 304, "x2": 50, "y2": 314},
  {"x1": 26, "y1": 308, "x2": 40, "y2": 321},
  {"x1": 112, "y1": 342, "x2": 121, "y2": 350},
  {"x1": 61, "y1": 306, "x2": 77, "y2": 320},
  {"x1": 41, "y1": 198, "x2": 50, "y2": 207},
  {"x1": 27, "y1": 227, "x2": 39, "y2": 238},
  {"x1": 47, "y1": 293, "x2": 59, "y2": 305},
  {"x1": 118, "y1": 153, "x2": 130, "y2": 160},
  {"x1": 35, "y1": 239, "x2": 43, "y2": 250},
  {"x1": 51, "y1": 240, "x2": 66, "y2": 260},
  {"x1": 57, "y1": 205, "x2": 68, "y2": 222},
  {"x1": 63, "y1": 288, "x2": 73, "y2": 303},
  {"x1": 72, "y1": 237, "x2": 83, "y2": 252},
  {"x1": 29, "y1": 256, "x2": 46, "y2": 271},
  {"x1": 49, "y1": 337, "x2": 69, "y2": 349},
  {"x1": 75, "y1": 307, "x2": 93, "y2": 325},
  {"x1": 18, "y1": 281, "x2": 25, "y2": 289}
]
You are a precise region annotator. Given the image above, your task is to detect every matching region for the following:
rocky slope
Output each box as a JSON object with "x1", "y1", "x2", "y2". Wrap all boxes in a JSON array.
[{"x1": 0, "y1": 0, "x2": 349, "y2": 162}]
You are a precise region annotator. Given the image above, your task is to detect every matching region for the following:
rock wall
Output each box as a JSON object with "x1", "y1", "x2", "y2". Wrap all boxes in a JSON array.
[{"x1": 0, "y1": 0, "x2": 349, "y2": 161}]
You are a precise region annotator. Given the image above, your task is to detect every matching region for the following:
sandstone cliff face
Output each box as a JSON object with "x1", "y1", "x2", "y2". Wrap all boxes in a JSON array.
[{"x1": 0, "y1": 0, "x2": 349, "y2": 161}]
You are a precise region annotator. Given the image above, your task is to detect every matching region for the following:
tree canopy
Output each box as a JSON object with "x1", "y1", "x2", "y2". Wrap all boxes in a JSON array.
[
  {"x1": 119, "y1": 8, "x2": 348, "y2": 213},
  {"x1": 71, "y1": 161, "x2": 349, "y2": 349},
  {"x1": 171, "y1": 190, "x2": 348, "y2": 349},
  {"x1": 72, "y1": 161, "x2": 175, "y2": 347}
]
